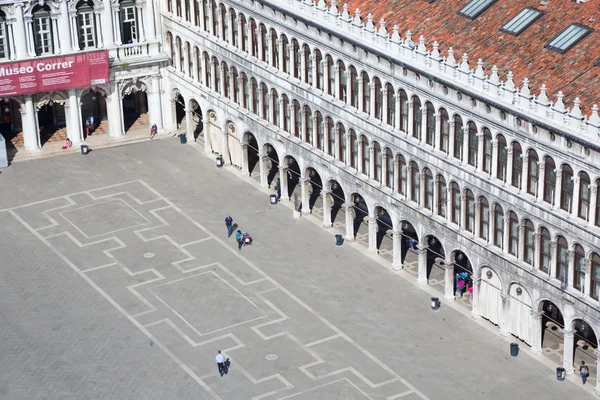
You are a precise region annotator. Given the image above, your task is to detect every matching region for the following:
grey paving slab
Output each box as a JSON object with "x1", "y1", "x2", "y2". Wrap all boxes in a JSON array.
[{"x1": 0, "y1": 139, "x2": 594, "y2": 400}]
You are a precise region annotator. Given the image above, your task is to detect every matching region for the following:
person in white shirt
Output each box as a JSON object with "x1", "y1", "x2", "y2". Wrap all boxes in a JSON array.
[{"x1": 215, "y1": 350, "x2": 225, "y2": 376}]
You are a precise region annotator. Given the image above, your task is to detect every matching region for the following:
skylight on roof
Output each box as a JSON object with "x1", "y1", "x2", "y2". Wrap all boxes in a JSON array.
[
  {"x1": 458, "y1": 0, "x2": 497, "y2": 19},
  {"x1": 501, "y1": 8, "x2": 543, "y2": 36},
  {"x1": 546, "y1": 24, "x2": 592, "y2": 53}
]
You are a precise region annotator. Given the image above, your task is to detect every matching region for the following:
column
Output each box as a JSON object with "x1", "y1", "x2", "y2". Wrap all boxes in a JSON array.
[
  {"x1": 311, "y1": 55, "x2": 318, "y2": 87},
  {"x1": 185, "y1": 108, "x2": 193, "y2": 139},
  {"x1": 550, "y1": 240, "x2": 558, "y2": 278},
  {"x1": 394, "y1": 93, "x2": 401, "y2": 130},
  {"x1": 12, "y1": 4, "x2": 28, "y2": 59},
  {"x1": 368, "y1": 216, "x2": 377, "y2": 253},
  {"x1": 333, "y1": 65, "x2": 340, "y2": 100},
  {"x1": 590, "y1": 186, "x2": 598, "y2": 227},
  {"x1": 521, "y1": 154, "x2": 529, "y2": 193},
  {"x1": 471, "y1": 277, "x2": 481, "y2": 318},
  {"x1": 499, "y1": 294, "x2": 509, "y2": 336},
  {"x1": 241, "y1": 145, "x2": 249, "y2": 176},
  {"x1": 518, "y1": 224, "x2": 525, "y2": 262},
  {"x1": 474, "y1": 201, "x2": 481, "y2": 238},
  {"x1": 322, "y1": 57, "x2": 330, "y2": 92},
  {"x1": 192, "y1": 49, "x2": 199, "y2": 82},
  {"x1": 66, "y1": 89, "x2": 83, "y2": 144},
  {"x1": 112, "y1": 5, "x2": 122, "y2": 45},
  {"x1": 207, "y1": 0, "x2": 215, "y2": 36},
  {"x1": 534, "y1": 233, "x2": 542, "y2": 270},
  {"x1": 448, "y1": 121, "x2": 455, "y2": 157},
  {"x1": 420, "y1": 108, "x2": 427, "y2": 142},
  {"x1": 357, "y1": 76, "x2": 364, "y2": 111},
  {"x1": 461, "y1": 127, "x2": 469, "y2": 164},
  {"x1": 256, "y1": 153, "x2": 266, "y2": 186},
  {"x1": 503, "y1": 214, "x2": 510, "y2": 252},
  {"x1": 345, "y1": 130, "x2": 351, "y2": 166},
  {"x1": 563, "y1": 329, "x2": 575, "y2": 375},
  {"x1": 311, "y1": 115, "x2": 318, "y2": 147},
  {"x1": 300, "y1": 177, "x2": 309, "y2": 214},
  {"x1": 51, "y1": 16, "x2": 61, "y2": 54},
  {"x1": 22, "y1": 96, "x2": 40, "y2": 152},
  {"x1": 476, "y1": 132, "x2": 484, "y2": 170},
  {"x1": 596, "y1": 349, "x2": 600, "y2": 396},
  {"x1": 491, "y1": 139, "x2": 499, "y2": 177},
  {"x1": 407, "y1": 99, "x2": 414, "y2": 137},
  {"x1": 444, "y1": 258, "x2": 455, "y2": 300},
  {"x1": 584, "y1": 259, "x2": 592, "y2": 297},
  {"x1": 417, "y1": 245, "x2": 428, "y2": 285},
  {"x1": 145, "y1": 0, "x2": 156, "y2": 40},
  {"x1": 419, "y1": 172, "x2": 426, "y2": 208},
  {"x1": 322, "y1": 190, "x2": 332, "y2": 228},
  {"x1": 537, "y1": 162, "x2": 546, "y2": 202},
  {"x1": 279, "y1": 166, "x2": 288, "y2": 200},
  {"x1": 236, "y1": 18, "x2": 243, "y2": 51},
  {"x1": 571, "y1": 176, "x2": 580, "y2": 217},
  {"x1": 300, "y1": 47, "x2": 307, "y2": 82},
  {"x1": 277, "y1": 38, "x2": 284, "y2": 71},
  {"x1": 103, "y1": 4, "x2": 115, "y2": 47},
  {"x1": 323, "y1": 119, "x2": 330, "y2": 155},
  {"x1": 343, "y1": 203, "x2": 354, "y2": 240},
  {"x1": 460, "y1": 193, "x2": 467, "y2": 228},
  {"x1": 6, "y1": 21, "x2": 15, "y2": 59},
  {"x1": 147, "y1": 75, "x2": 163, "y2": 131},
  {"x1": 25, "y1": 17, "x2": 35, "y2": 57},
  {"x1": 58, "y1": 1, "x2": 72, "y2": 51},
  {"x1": 488, "y1": 208, "x2": 494, "y2": 245},
  {"x1": 446, "y1": 187, "x2": 452, "y2": 224},
  {"x1": 183, "y1": 44, "x2": 191, "y2": 78},
  {"x1": 345, "y1": 71, "x2": 352, "y2": 107},
  {"x1": 94, "y1": 11, "x2": 104, "y2": 48},
  {"x1": 257, "y1": 28, "x2": 264, "y2": 61},
  {"x1": 382, "y1": 86, "x2": 389, "y2": 124},
  {"x1": 434, "y1": 114, "x2": 441, "y2": 150},
  {"x1": 107, "y1": 83, "x2": 124, "y2": 136},
  {"x1": 334, "y1": 125, "x2": 341, "y2": 161},
  {"x1": 220, "y1": 68, "x2": 227, "y2": 98},
  {"x1": 369, "y1": 82, "x2": 376, "y2": 117},
  {"x1": 211, "y1": 59, "x2": 218, "y2": 91},
  {"x1": 554, "y1": 169, "x2": 562, "y2": 209},
  {"x1": 506, "y1": 147, "x2": 514, "y2": 184},
  {"x1": 393, "y1": 158, "x2": 399, "y2": 194},
  {"x1": 369, "y1": 145, "x2": 375, "y2": 180},
  {"x1": 392, "y1": 230, "x2": 402, "y2": 270},
  {"x1": 567, "y1": 250, "x2": 575, "y2": 288},
  {"x1": 406, "y1": 164, "x2": 413, "y2": 201},
  {"x1": 530, "y1": 311, "x2": 543, "y2": 356}
]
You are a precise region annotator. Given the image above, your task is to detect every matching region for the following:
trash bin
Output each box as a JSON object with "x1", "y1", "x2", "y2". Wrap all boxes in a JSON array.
[
  {"x1": 179, "y1": 133, "x2": 187, "y2": 144},
  {"x1": 335, "y1": 234, "x2": 344, "y2": 246},
  {"x1": 431, "y1": 297, "x2": 440, "y2": 310},
  {"x1": 269, "y1": 194, "x2": 277, "y2": 205},
  {"x1": 216, "y1": 155, "x2": 224, "y2": 168},
  {"x1": 556, "y1": 367, "x2": 566, "y2": 382},
  {"x1": 80, "y1": 144, "x2": 89, "y2": 155},
  {"x1": 510, "y1": 343, "x2": 519, "y2": 357}
]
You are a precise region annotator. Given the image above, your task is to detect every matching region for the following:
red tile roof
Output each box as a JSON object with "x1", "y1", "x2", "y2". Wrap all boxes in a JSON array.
[{"x1": 343, "y1": 0, "x2": 600, "y2": 113}]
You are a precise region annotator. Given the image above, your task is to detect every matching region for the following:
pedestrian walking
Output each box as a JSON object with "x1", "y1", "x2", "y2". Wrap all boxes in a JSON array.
[
  {"x1": 580, "y1": 361, "x2": 590, "y2": 384},
  {"x1": 225, "y1": 215, "x2": 234, "y2": 237},
  {"x1": 274, "y1": 178, "x2": 281, "y2": 201},
  {"x1": 236, "y1": 230, "x2": 243, "y2": 250},
  {"x1": 85, "y1": 119, "x2": 91, "y2": 137},
  {"x1": 150, "y1": 123, "x2": 158, "y2": 139},
  {"x1": 215, "y1": 350, "x2": 225, "y2": 377}
]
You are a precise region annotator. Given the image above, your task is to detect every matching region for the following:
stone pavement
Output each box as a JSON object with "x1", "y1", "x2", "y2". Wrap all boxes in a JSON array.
[{"x1": 0, "y1": 139, "x2": 594, "y2": 400}]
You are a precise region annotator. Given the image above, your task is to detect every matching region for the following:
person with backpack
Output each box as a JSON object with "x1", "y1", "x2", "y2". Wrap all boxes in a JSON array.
[{"x1": 580, "y1": 360, "x2": 590, "y2": 384}]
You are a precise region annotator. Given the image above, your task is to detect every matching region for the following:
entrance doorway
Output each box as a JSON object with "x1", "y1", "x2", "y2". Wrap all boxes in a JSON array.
[
  {"x1": 81, "y1": 91, "x2": 108, "y2": 137},
  {"x1": 122, "y1": 91, "x2": 148, "y2": 133},
  {"x1": 38, "y1": 102, "x2": 66, "y2": 147},
  {"x1": 541, "y1": 300, "x2": 564, "y2": 365}
]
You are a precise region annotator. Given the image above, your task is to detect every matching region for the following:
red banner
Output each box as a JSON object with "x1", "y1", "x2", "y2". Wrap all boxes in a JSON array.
[{"x1": 0, "y1": 50, "x2": 109, "y2": 97}]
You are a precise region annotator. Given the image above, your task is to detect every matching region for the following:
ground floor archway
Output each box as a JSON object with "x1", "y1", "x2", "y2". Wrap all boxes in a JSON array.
[
  {"x1": 541, "y1": 300, "x2": 564, "y2": 366},
  {"x1": 122, "y1": 91, "x2": 149, "y2": 133},
  {"x1": 81, "y1": 90, "x2": 108, "y2": 137}
]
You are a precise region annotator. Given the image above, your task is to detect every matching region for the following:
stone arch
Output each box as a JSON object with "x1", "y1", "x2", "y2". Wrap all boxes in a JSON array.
[
  {"x1": 506, "y1": 282, "x2": 534, "y2": 346},
  {"x1": 225, "y1": 121, "x2": 242, "y2": 167},
  {"x1": 478, "y1": 265, "x2": 503, "y2": 327},
  {"x1": 204, "y1": 109, "x2": 223, "y2": 155}
]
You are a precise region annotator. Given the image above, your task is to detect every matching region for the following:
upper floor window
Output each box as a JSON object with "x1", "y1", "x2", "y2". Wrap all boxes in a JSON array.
[
  {"x1": 440, "y1": 109, "x2": 449, "y2": 154},
  {"x1": 425, "y1": 102, "x2": 435, "y2": 146},
  {"x1": 543, "y1": 157, "x2": 556, "y2": 204},
  {"x1": 560, "y1": 165, "x2": 574, "y2": 212},
  {"x1": 496, "y1": 135, "x2": 507, "y2": 181},
  {"x1": 412, "y1": 97, "x2": 422, "y2": 140},
  {"x1": 464, "y1": 190, "x2": 475, "y2": 232},
  {"x1": 453, "y1": 115, "x2": 464, "y2": 160},
  {"x1": 77, "y1": 1, "x2": 97, "y2": 50},
  {"x1": 511, "y1": 142, "x2": 522, "y2": 189},
  {"x1": 482, "y1": 128, "x2": 492, "y2": 173},
  {"x1": 33, "y1": 5, "x2": 54, "y2": 55},
  {"x1": 120, "y1": 1, "x2": 138, "y2": 44},
  {"x1": 579, "y1": 172, "x2": 591, "y2": 220},
  {"x1": 0, "y1": 12, "x2": 10, "y2": 60},
  {"x1": 467, "y1": 122, "x2": 478, "y2": 167}
]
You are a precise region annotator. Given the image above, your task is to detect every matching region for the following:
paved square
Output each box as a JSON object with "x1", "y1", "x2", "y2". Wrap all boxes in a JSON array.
[{"x1": 0, "y1": 139, "x2": 594, "y2": 400}]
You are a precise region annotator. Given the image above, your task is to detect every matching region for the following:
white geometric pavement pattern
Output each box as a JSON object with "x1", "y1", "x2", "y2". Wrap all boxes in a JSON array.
[{"x1": 7, "y1": 180, "x2": 430, "y2": 400}]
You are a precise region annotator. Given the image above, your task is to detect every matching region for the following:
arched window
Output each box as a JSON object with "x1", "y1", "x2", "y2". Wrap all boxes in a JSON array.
[
  {"x1": 249, "y1": 19, "x2": 258, "y2": 57},
  {"x1": 497, "y1": 135, "x2": 507, "y2": 181},
  {"x1": 573, "y1": 244, "x2": 585, "y2": 291},
  {"x1": 399, "y1": 90, "x2": 409, "y2": 133},
  {"x1": 201, "y1": 0, "x2": 209, "y2": 32},
  {"x1": 543, "y1": 157, "x2": 556, "y2": 204},
  {"x1": 511, "y1": 142, "x2": 522, "y2": 188},
  {"x1": 373, "y1": 78, "x2": 382, "y2": 120},
  {"x1": 230, "y1": 67, "x2": 238, "y2": 103},
  {"x1": 361, "y1": 72, "x2": 370, "y2": 113},
  {"x1": 493, "y1": 204, "x2": 504, "y2": 248},
  {"x1": 239, "y1": 14, "x2": 246, "y2": 51},
  {"x1": 338, "y1": 61, "x2": 347, "y2": 102},
  {"x1": 425, "y1": 102, "x2": 435, "y2": 146},
  {"x1": 386, "y1": 84, "x2": 395, "y2": 126},
  {"x1": 593, "y1": 253, "x2": 600, "y2": 300},
  {"x1": 412, "y1": 96, "x2": 422, "y2": 140},
  {"x1": 240, "y1": 72, "x2": 248, "y2": 108},
  {"x1": 467, "y1": 122, "x2": 478, "y2": 167},
  {"x1": 303, "y1": 45, "x2": 312, "y2": 84},
  {"x1": 220, "y1": 4, "x2": 228, "y2": 42},
  {"x1": 261, "y1": 83, "x2": 269, "y2": 119},
  {"x1": 212, "y1": 57, "x2": 220, "y2": 91},
  {"x1": 282, "y1": 35, "x2": 290, "y2": 73},
  {"x1": 222, "y1": 62, "x2": 229, "y2": 98},
  {"x1": 508, "y1": 211, "x2": 518, "y2": 256},
  {"x1": 210, "y1": 0, "x2": 218, "y2": 37},
  {"x1": 338, "y1": 123, "x2": 346, "y2": 163},
  {"x1": 270, "y1": 30, "x2": 278, "y2": 69},
  {"x1": 410, "y1": 161, "x2": 420, "y2": 203},
  {"x1": 293, "y1": 101, "x2": 301, "y2": 137},
  {"x1": 523, "y1": 219, "x2": 535, "y2": 266},
  {"x1": 120, "y1": 0, "x2": 139, "y2": 44},
  {"x1": 281, "y1": 95, "x2": 289, "y2": 132},
  {"x1": 440, "y1": 109, "x2": 449, "y2": 154},
  {"x1": 465, "y1": 189, "x2": 475, "y2": 232},
  {"x1": 385, "y1": 149, "x2": 393, "y2": 188},
  {"x1": 259, "y1": 24, "x2": 268, "y2": 63},
  {"x1": 326, "y1": 117, "x2": 334, "y2": 156},
  {"x1": 303, "y1": 105, "x2": 312, "y2": 143},
  {"x1": 397, "y1": 155, "x2": 407, "y2": 196},
  {"x1": 579, "y1": 172, "x2": 591, "y2": 220},
  {"x1": 292, "y1": 40, "x2": 300, "y2": 79},
  {"x1": 453, "y1": 115, "x2": 463, "y2": 160},
  {"x1": 33, "y1": 5, "x2": 55, "y2": 55},
  {"x1": 539, "y1": 227, "x2": 551, "y2": 273},
  {"x1": 373, "y1": 141, "x2": 382, "y2": 183},
  {"x1": 326, "y1": 56, "x2": 334, "y2": 95},
  {"x1": 350, "y1": 67, "x2": 358, "y2": 108},
  {"x1": 423, "y1": 168, "x2": 433, "y2": 210},
  {"x1": 176, "y1": 38, "x2": 184, "y2": 73},
  {"x1": 229, "y1": 9, "x2": 237, "y2": 46},
  {"x1": 360, "y1": 135, "x2": 369, "y2": 176},
  {"x1": 450, "y1": 182, "x2": 460, "y2": 224},
  {"x1": 560, "y1": 165, "x2": 574, "y2": 212},
  {"x1": 203, "y1": 53, "x2": 211, "y2": 89},
  {"x1": 76, "y1": 0, "x2": 97, "y2": 50},
  {"x1": 349, "y1": 130, "x2": 358, "y2": 169},
  {"x1": 315, "y1": 112, "x2": 323, "y2": 150},
  {"x1": 187, "y1": 45, "x2": 194, "y2": 79},
  {"x1": 479, "y1": 197, "x2": 489, "y2": 241},
  {"x1": 556, "y1": 236, "x2": 568, "y2": 284},
  {"x1": 315, "y1": 50, "x2": 324, "y2": 90},
  {"x1": 437, "y1": 176, "x2": 447, "y2": 218},
  {"x1": 527, "y1": 150, "x2": 539, "y2": 196}
]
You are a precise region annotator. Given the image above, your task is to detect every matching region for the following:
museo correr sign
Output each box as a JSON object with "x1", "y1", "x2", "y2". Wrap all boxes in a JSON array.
[{"x1": 0, "y1": 50, "x2": 109, "y2": 97}]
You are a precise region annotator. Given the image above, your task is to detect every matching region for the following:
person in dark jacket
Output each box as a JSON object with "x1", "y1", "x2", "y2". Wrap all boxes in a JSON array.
[{"x1": 235, "y1": 230, "x2": 243, "y2": 250}]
